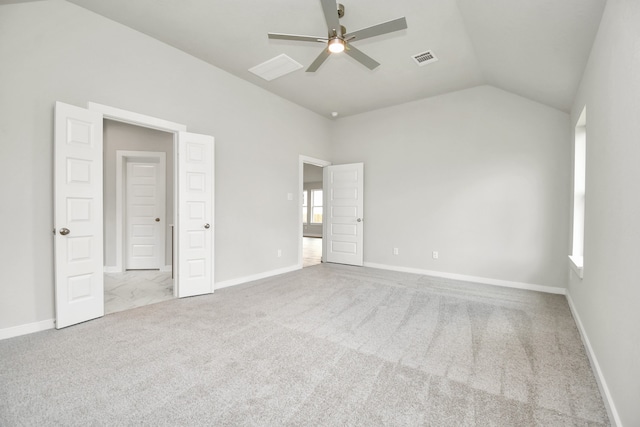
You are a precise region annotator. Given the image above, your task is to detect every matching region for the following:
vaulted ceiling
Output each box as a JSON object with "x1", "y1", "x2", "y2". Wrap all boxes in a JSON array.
[{"x1": 65, "y1": 0, "x2": 606, "y2": 118}]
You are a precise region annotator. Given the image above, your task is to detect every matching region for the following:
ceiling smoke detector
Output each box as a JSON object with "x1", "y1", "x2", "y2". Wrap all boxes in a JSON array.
[{"x1": 412, "y1": 50, "x2": 438, "y2": 67}]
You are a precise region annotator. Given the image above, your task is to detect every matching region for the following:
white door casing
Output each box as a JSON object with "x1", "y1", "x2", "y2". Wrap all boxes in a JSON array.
[
  {"x1": 177, "y1": 132, "x2": 214, "y2": 297},
  {"x1": 54, "y1": 102, "x2": 104, "y2": 329},
  {"x1": 324, "y1": 163, "x2": 364, "y2": 266},
  {"x1": 125, "y1": 157, "x2": 166, "y2": 270}
]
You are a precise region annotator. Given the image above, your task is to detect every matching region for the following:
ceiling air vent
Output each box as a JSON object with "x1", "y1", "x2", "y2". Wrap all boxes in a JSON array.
[
  {"x1": 249, "y1": 54, "x2": 303, "y2": 81},
  {"x1": 412, "y1": 50, "x2": 438, "y2": 67}
]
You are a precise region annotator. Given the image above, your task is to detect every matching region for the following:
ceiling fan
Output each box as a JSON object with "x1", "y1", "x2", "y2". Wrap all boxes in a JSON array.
[{"x1": 267, "y1": 0, "x2": 408, "y2": 72}]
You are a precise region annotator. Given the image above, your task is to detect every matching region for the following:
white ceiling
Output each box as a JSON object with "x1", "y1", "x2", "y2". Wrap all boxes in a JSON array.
[{"x1": 65, "y1": 0, "x2": 606, "y2": 118}]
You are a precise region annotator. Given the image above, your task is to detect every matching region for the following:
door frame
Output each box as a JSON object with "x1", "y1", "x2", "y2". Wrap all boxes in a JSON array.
[
  {"x1": 88, "y1": 102, "x2": 186, "y2": 297},
  {"x1": 116, "y1": 150, "x2": 167, "y2": 272},
  {"x1": 298, "y1": 155, "x2": 331, "y2": 268}
]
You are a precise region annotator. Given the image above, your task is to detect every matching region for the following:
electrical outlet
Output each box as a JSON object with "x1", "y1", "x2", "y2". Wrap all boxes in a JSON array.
[
  {"x1": 277, "y1": 249, "x2": 282, "y2": 258},
  {"x1": 287, "y1": 193, "x2": 293, "y2": 201},
  {"x1": 432, "y1": 251, "x2": 439, "y2": 259},
  {"x1": 393, "y1": 248, "x2": 399, "y2": 255}
]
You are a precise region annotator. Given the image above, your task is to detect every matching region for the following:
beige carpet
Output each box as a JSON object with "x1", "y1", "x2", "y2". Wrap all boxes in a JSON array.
[{"x1": 0, "y1": 264, "x2": 609, "y2": 425}]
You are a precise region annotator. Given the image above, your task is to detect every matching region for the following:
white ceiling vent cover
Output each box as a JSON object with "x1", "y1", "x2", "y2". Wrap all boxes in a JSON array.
[
  {"x1": 249, "y1": 54, "x2": 303, "y2": 81},
  {"x1": 412, "y1": 50, "x2": 438, "y2": 66}
]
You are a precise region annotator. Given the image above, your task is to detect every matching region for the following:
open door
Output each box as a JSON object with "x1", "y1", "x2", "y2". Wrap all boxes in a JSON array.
[
  {"x1": 54, "y1": 102, "x2": 104, "y2": 328},
  {"x1": 177, "y1": 132, "x2": 214, "y2": 297},
  {"x1": 324, "y1": 163, "x2": 364, "y2": 266}
]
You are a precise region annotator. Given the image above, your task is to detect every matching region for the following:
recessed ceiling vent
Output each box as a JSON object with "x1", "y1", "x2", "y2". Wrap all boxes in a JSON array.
[
  {"x1": 412, "y1": 50, "x2": 438, "y2": 66},
  {"x1": 249, "y1": 54, "x2": 303, "y2": 81}
]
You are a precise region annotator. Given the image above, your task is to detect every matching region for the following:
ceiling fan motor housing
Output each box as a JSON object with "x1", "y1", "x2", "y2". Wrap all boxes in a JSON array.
[{"x1": 329, "y1": 25, "x2": 347, "y2": 39}]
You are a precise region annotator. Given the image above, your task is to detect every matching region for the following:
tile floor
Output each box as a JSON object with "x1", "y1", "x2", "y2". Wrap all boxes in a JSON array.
[{"x1": 104, "y1": 270, "x2": 174, "y2": 314}]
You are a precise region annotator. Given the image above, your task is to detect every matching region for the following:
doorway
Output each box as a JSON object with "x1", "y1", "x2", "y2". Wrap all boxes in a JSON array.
[
  {"x1": 299, "y1": 156, "x2": 331, "y2": 268},
  {"x1": 297, "y1": 156, "x2": 366, "y2": 270},
  {"x1": 103, "y1": 120, "x2": 174, "y2": 314},
  {"x1": 303, "y1": 163, "x2": 324, "y2": 267},
  {"x1": 54, "y1": 101, "x2": 215, "y2": 329}
]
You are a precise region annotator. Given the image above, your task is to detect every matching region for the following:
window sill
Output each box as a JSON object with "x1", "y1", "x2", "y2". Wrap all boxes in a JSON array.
[{"x1": 569, "y1": 255, "x2": 583, "y2": 279}]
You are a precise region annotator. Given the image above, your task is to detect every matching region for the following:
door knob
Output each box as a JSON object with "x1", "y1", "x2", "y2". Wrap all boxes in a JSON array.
[
  {"x1": 155, "y1": 218, "x2": 160, "y2": 222},
  {"x1": 357, "y1": 218, "x2": 362, "y2": 222},
  {"x1": 59, "y1": 228, "x2": 70, "y2": 236},
  {"x1": 204, "y1": 223, "x2": 210, "y2": 229}
]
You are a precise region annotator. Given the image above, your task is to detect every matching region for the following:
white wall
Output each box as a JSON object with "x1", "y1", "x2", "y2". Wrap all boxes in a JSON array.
[
  {"x1": 331, "y1": 85, "x2": 571, "y2": 289},
  {"x1": 0, "y1": 0, "x2": 331, "y2": 330},
  {"x1": 103, "y1": 120, "x2": 174, "y2": 268},
  {"x1": 568, "y1": 0, "x2": 640, "y2": 425}
]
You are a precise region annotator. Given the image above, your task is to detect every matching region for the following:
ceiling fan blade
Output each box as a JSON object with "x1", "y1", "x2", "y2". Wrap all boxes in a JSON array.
[
  {"x1": 268, "y1": 33, "x2": 327, "y2": 43},
  {"x1": 344, "y1": 17, "x2": 407, "y2": 42},
  {"x1": 306, "y1": 49, "x2": 331, "y2": 72},
  {"x1": 344, "y1": 44, "x2": 380, "y2": 70},
  {"x1": 320, "y1": 0, "x2": 342, "y2": 37}
]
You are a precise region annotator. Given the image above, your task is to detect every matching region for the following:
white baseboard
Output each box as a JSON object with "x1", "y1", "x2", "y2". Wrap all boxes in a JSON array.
[
  {"x1": 363, "y1": 262, "x2": 566, "y2": 295},
  {"x1": 104, "y1": 266, "x2": 172, "y2": 273},
  {"x1": 566, "y1": 294, "x2": 622, "y2": 427},
  {"x1": 215, "y1": 265, "x2": 301, "y2": 290},
  {"x1": 0, "y1": 319, "x2": 55, "y2": 340}
]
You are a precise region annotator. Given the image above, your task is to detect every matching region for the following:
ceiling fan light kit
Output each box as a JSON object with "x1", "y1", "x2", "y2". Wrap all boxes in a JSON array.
[
  {"x1": 328, "y1": 38, "x2": 345, "y2": 53},
  {"x1": 267, "y1": 0, "x2": 407, "y2": 73}
]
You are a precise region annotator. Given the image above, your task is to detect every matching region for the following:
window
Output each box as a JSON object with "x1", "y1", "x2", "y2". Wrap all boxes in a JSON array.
[
  {"x1": 311, "y1": 189, "x2": 323, "y2": 224},
  {"x1": 570, "y1": 106, "x2": 586, "y2": 279},
  {"x1": 302, "y1": 191, "x2": 308, "y2": 224},
  {"x1": 302, "y1": 188, "x2": 323, "y2": 224}
]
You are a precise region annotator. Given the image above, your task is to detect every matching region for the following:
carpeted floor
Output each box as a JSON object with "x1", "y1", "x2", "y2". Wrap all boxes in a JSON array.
[{"x1": 0, "y1": 264, "x2": 609, "y2": 426}]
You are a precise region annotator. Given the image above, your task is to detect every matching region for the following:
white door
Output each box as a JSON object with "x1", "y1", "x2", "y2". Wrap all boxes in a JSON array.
[
  {"x1": 125, "y1": 159, "x2": 165, "y2": 270},
  {"x1": 177, "y1": 132, "x2": 214, "y2": 298},
  {"x1": 324, "y1": 163, "x2": 364, "y2": 266},
  {"x1": 54, "y1": 102, "x2": 104, "y2": 329}
]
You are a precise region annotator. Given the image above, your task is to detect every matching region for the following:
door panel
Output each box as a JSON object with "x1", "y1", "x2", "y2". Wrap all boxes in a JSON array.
[
  {"x1": 177, "y1": 132, "x2": 214, "y2": 297},
  {"x1": 126, "y1": 161, "x2": 162, "y2": 269},
  {"x1": 54, "y1": 102, "x2": 104, "y2": 329},
  {"x1": 324, "y1": 163, "x2": 364, "y2": 266}
]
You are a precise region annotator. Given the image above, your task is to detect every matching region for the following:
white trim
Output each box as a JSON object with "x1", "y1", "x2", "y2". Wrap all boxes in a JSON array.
[
  {"x1": 215, "y1": 265, "x2": 301, "y2": 290},
  {"x1": 160, "y1": 265, "x2": 173, "y2": 272},
  {"x1": 116, "y1": 151, "x2": 167, "y2": 272},
  {"x1": 88, "y1": 102, "x2": 187, "y2": 133},
  {"x1": 363, "y1": 262, "x2": 567, "y2": 295},
  {"x1": 0, "y1": 319, "x2": 55, "y2": 340},
  {"x1": 566, "y1": 294, "x2": 622, "y2": 426},
  {"x1": 299, "y1": 156, "x2": 331, "y2": 268},
  {"x1": 569, "y1": 255, "x2": 584, "y2": 279}
]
